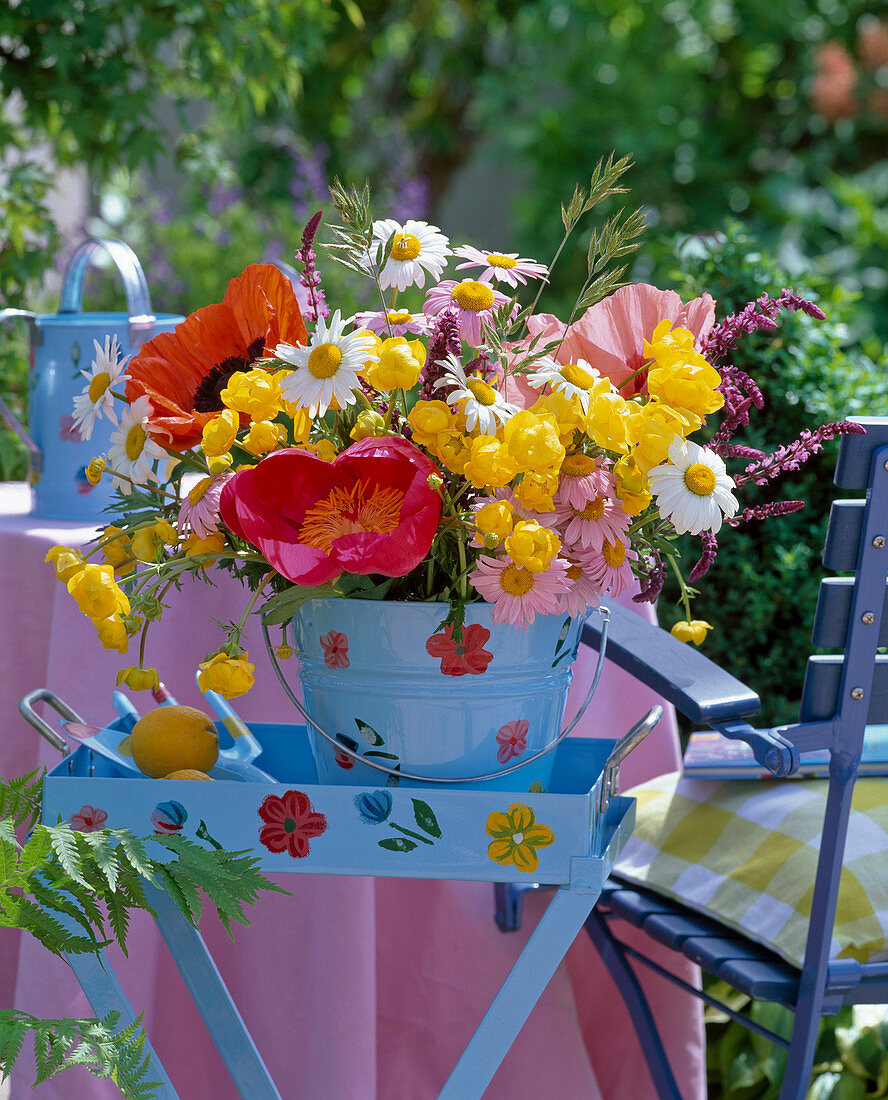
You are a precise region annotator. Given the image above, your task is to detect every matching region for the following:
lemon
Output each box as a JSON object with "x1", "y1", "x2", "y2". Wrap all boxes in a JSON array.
[
  {"x1": 130, "y1": 705, "x2": 219, "y2": 779},
  {"x1": 162, "y1": 769, "x2": 214, "y2": 781}
]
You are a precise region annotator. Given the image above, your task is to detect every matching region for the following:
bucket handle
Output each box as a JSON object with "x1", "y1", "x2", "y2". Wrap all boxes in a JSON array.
[
  {"x1": 19, "y1": 688, "x2": 85, "y2": 756},
  {"x1": 261, "y1": 605, "x2": 611, "y2": 784},
  {"x1": 59, "y1": 239, "x2": 156, "y2": 344}
]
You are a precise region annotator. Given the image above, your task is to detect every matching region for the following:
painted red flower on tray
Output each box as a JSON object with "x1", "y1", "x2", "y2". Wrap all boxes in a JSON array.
[
  {"x1": 69, "y1": 804, "x2": 108, "y2": 832},
  {"x1": 425, "y1": 622, "x2": 493, "y2": 676},
  {"x1": 258, "y1": 790, "x2": 328, "y2": 859},
  {"x1": 496, "y1": 720, "x2": 529, "y2": 763},
  {"x1": 320, "y1": 630, "x2": 349, "y2": 669}
]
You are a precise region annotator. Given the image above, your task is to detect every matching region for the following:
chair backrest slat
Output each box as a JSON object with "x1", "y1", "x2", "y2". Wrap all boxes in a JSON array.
[
  {"x1": 812, "y1": 577, "x2": 888, "y2": 649},
  {"x1": 822, "y1": 501, "x2": 866, "y2": 572},
  {"x1": 799, "y1": 655, "x2": 888, "y2": 725},
  {"x1": 834, "y1": 418, "x2": 888, "y2": 489}
]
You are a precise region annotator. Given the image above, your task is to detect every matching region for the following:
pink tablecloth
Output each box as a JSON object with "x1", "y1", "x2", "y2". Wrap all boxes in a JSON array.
[{"x1": 1, "y1": 482, "x2": 704, "y2": 1099}]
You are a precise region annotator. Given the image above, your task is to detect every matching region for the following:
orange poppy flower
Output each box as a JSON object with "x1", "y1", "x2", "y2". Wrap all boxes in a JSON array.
[{"x1": 125, "y1": 264, "x2": 308, "y2": 451}]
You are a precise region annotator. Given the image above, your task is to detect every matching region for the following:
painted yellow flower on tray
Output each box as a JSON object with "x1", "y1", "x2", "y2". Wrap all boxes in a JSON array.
[{"x1": 485, "y1": 802, "x2": 555, "y2": 873}]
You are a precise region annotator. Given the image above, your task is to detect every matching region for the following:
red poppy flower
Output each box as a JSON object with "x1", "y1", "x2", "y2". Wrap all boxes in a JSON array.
[
  {"x1": 320, "y1": 630, "x2": 349, "y2": 669},
  {"x1": 125, "y1": 264, "x2": 308, "y2": 451},
  {"x1": 258, "y1": 789, "x2": 327, "y2": 858},
  {"x1": 69, "y1": 804, "x2": 108, "y2": 832},
  {"x1": 425, "y1": 622, "x2": 494, "y2": 676},
  {"x1": 496, "y1": 719, "x2": 529, "y2": 763},
  {"x1": 220, "y1": 435, "x2": 442, "y2": 585}
]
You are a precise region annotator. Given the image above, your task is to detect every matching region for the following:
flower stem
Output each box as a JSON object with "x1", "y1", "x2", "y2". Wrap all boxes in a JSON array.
[
  {"x1": 665, "y1": 552, "x2": 693, "y2": 622},
  {"x1": 390, "y1": 822, "x2": 433, "y2": 845}
]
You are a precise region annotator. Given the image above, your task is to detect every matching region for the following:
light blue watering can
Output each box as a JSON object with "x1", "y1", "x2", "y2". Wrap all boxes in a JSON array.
[{"x1": 0, "y1": 238, "x2": 184, "y2": 522}]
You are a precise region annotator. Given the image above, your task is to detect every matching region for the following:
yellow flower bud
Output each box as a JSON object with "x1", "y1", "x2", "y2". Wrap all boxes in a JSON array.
[
  {"x1": 274, "y1": 644, "x2": 295, "y2": 661},
  {"x1": 116, "y1": 665, "x2": 160, "y2": 691},
  {"x1": 434, "y1": 430, "x2": 472, "y2": 475},
  {"x1": 197, "y1": 650, "x2": 256, "y2": 699},
  {"x1": 45, "y1": 545, "x2": 86, "y2": 583},
  {"x1": 93, "y1": 613, "x2": 130, "y2": 653},
  {"x1": 584, "y1": 390, "x2": 633, "y2": 453},
  {"x1": 505, "y1": 520, "x2": 561, "y2": 573},
  {"x1": 514, "y1": 470, "x2": 559, "y2": 512},
  {"x1": 613, "y1": 454, "x2": 652, "y2": 516},
  {"x1": 670, "y1": 620, "x2": 713, "y2": 646},
  {"x1": 208, "y1": 453, "x2": 234, "y2": 474},
  {"x1": 183, "y1": 532, "x2": 225, "y2": 564},
  {"x1": 475, "y1": 499, "x2": 514, "y2": 539},
  {"x1": 100, "y1": 526, "x2": 134, "y2": 576},
  {"x1": 85, "y1": 456, "x2": 107, "y2": 485},
  {"x1": 201, "y1": 408, "x2": 239, "y2": 458},
  {"x1": 242, "y1": 420, "x2": 286, "y2": 457},
  {"x1": 501, "y1": 410, "x2": 565, "y2": 474},
  {"x1": 300, "y1": 439, "x2": 338, "y2": 462},
  {"x1": 350, "y1": 409, "x2": 388, "y2": 442},
  {"x1": 408, "y1": 400, "x2": 455, "y2": 448},
  {"x1": 67, "y1": 563, "x2": 122, "y2": 620}
]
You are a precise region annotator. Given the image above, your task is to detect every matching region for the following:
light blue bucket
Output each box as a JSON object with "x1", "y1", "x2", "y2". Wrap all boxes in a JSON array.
[{"x1": 279, "y1": 599, "x2": 598, "y2": 793}]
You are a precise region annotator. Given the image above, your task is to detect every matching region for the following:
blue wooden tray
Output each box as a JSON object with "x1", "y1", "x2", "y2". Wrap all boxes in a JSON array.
[{"x1": 43, "y1": 722, "x2": 634, "y2": 885}]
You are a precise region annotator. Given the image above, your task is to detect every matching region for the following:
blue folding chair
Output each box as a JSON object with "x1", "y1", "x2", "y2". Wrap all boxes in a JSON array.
[{"x1": 499, "y1": 415, "x2": 888, "y2": 1098}]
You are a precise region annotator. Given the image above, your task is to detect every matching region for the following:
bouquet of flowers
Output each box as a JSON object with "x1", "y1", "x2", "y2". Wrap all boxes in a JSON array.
[{"x1": 46, "y1": 157, "x2": 862, "y2": 699}]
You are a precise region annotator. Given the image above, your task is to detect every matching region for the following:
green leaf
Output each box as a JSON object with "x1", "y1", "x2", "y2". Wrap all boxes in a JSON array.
[
  {"x1": 260, "y1": 584, "x2": 341, "y2": 626},
  {"x1": 378, "y1": 837, "x2": 417, "y2": 853},
  {"x1": 355, "y1": 719, "x2": 384, "y2": 746},
  {"x1": 411, "y1": 799, "x2": 441, "y2": 838},
  {"x1": 47, "y1": 825, "x2": 87, "y2": 887}
]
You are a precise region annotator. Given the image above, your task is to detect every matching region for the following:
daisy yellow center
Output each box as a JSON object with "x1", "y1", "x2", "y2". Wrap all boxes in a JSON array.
[
  {"x1": 466, "y1": 377, "x2": 497, "y2": 406},
  {"x1": 500, "y1": 564, "x2": 535, "y2": 596},
  {"x1": 387, "y1": 310, "x2": 413, "y2": 324},
  {"x1": 125, "y1": 424, "x2": 146, "y2": 461},
  {"x1": 451, "y1": 280, "x2": 495, "y2": 312},
  {"x1": 391, "y1": 233, "x2": 422, "y2": 261},
  {"x1": 308, "y1": 343, "x2": 343, "y2": 379},
  {"x1": 602, "y1": 539, "x2": 626, "y2": 567},
  {"x1": 188, "y1": 477, "x2": 213, "y2": 506},
  {"x1": 684, "y1": 463, "x2": 717, "y2": 496},
  {"x1": 88, "y1": 371, "x2": 112, "y2": 403},
  {"x1": 299, "y1": 482, "x2": 403, "y2": 554},
  {"x1": 559, "y1": 363, "x2": 596, "y2": 389},
  {"x1": 566, "y1": 564, "x2": 583, "y2": 580},
  {"x1": 574, "y1": 496, "x2": 605, "y2": 521},
  {"x1": 486, "y1": 253, "x2": 517, "y2": 269},
  {"x1": 561, "y1": 452, "x2": 597, "y2": 477}
]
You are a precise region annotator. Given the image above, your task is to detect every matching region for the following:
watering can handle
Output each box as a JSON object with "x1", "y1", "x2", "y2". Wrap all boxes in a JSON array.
[{"x1": 59, "y1": 239, "x2": 156, "y2": 341}]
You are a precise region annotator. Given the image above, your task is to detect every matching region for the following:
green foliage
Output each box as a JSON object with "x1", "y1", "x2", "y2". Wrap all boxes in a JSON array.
[
  {"x1": 652, "y1": 221, "x2": 885, "y2": 727},
  {"x1": 0, "y1": 1010, "x2": 160, "y2": 1099}
]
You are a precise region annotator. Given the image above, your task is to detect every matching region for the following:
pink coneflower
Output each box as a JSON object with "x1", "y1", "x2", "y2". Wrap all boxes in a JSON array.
[
  {"x1": 554, "y1": 492, "x2": 630, "y2": 553},
  {"x1": 452, "y1": 245, "x2": 549, "y2": 288},
  {"x1": 555, "y1": 552, "x2": 605, "y2": 617},
  {"x1": 177, "y1": 473, "x2": 232, "y2": 538},
  {"x1": 351, "y1": 308, "x2": 429, "y2": 337},
  {"x1": 470, "y1": 554, "x2": 569, "y2": 628},
  {"x1": 423, "y1": 278, "x2": 512, "y2": 348},
  {"x1": 556, "y1": 453, "x2": 613, "y2": 511},
  {"x1": 586, "y1": 537, "x2": 638, "y2": 597}
]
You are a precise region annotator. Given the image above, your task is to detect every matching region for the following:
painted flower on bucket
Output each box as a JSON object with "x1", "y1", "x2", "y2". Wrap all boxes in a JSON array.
[
  {"x1": 425, "y1": 622, "x2": 494, "y2": 676},
  {"x1": 496, "y1": 720, "x2": 529, "y2": 764},
  {"x1": 320, "y1": 630, "x2": 349, "y2": 669}
]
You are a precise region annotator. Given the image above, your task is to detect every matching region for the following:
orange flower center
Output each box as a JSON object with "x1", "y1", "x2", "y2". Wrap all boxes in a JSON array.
[
  {"x1": 500, "y1": 564, "x2": 535, "y2": 596},
  {"x1": 451, "y1": 280, "x2": 495, "y2": 312},
  {"x1": 561, "y1": 452, "x2": 597, "y2": 478},
  {"x1": 299, "y1": 482, "x2": 403, "y2": 553},
  {"x1": 486, "y1": 253, "x2": 517, "y2": 269},
  {"x1": 573, "y1": 496, "x2": 606, "y2": 521},
  {"x1": 88, "y1": 371, "x2": 111, "y2": 403},
  {"x1": 391, "y1": 233, "x2": 422, "y2": 261},
  {"x1": 602, "y1": 538, "x2": 626, "y2": 567}
]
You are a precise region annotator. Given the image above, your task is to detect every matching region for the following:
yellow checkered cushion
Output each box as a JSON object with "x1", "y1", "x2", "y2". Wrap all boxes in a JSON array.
[{"x1": 614, "y1": 772, "x2": 888, "y2": 969}]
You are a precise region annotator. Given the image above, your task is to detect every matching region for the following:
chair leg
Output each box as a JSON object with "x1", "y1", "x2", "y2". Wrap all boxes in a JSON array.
[
  {"x1": 778, "y1": 986, "x2": 821, "y2": 1100},
  {"x1": 584, "y1": 910, "x2": 683, "y2": 1100}
]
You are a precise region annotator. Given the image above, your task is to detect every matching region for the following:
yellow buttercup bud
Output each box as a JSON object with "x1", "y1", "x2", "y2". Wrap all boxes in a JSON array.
[
  {"x1": 475, "y1": 499, "x2": 514, "y2": 540},
  {"x1": 208, "y1": 453, "x2": 234, "y2": 474},
  {"x1": 197, "y1": 650, "x2": 255, "y2": 699},
  {"x1": 85, "y1": 456, "x2": 107, "y2": 485},
  {"x1": 116, "y1": 665, "x2": 161, "y2": 691},
  {"x1": 201, "y1": 408, "x2": 239, "y2": 458},
  {"x1": 408, "y1": 400, "x2": 455, "y2": 448},
  {"x1": 671, "y1": 620, "x2": 713, "y2": 646},
  {"x1": 350, "y1": 410, "x2": 388, "y2": 442},
  {"x1": 243, "y1": 420, "x2": 287, "y2": 456},
  {"x1": 93, "y1": 613, "x2": 130, "y2": 654},
  {"x1": 183, "y1": 532, "x2": 225, "y2": 565},
  {"x1": 67, "y1": 563, "x2": 123, "y2": 620},
  {"x1": 220, "y1": 369, "x2": 281, "y2": 421}
]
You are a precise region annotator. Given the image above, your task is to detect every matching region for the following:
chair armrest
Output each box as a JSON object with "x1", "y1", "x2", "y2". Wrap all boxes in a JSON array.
[{"x1": 582, "y1": 602, "x2": 761, "y2": 726}]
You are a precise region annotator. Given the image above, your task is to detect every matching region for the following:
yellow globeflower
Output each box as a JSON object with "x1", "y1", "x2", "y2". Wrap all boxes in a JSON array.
[
  {"x1": 363, "y1": 337, "x2": 422, "y2": 391},
  {"x1": 502, "y1": 410, "x2": 564, "y2": 474},
  {"x1": 529, "y1": 391, "x2": 586, "y2": 441},
  {"x1": 505, "y1": 520, "x2": 561, "y2": 573},
  {"x1": 243, "y1": 420, "x2": 287, "y2": 457},
  {"x1": 643, "y1": 319, "x2": 697, "y2": 361},
  {"x1": 183, "y1": 532, "x2": 226, "y2": 564},
  {"x1": 93, "y1": 614, "x2": 129, "y2": 654},
  {"x1": 475, "y1": 499, "x2": 514, "y2": 540},
  {"x1": 408, "y1": 400, "x2": 455, "y2": 449},
  {"x1": 613, "y1": 454, "x2": 652, "y2": 516},
  {"x1": 201, "y1": 408, "x2": 239, "y2": 458},
  {"x1": 633, "y1": 403, "x2": 699, "y2": 472},
  {"x1": 435, "y1": 429, "x2": 472, "y2": 475},
  {"x1": 463, "y1": 436, "x2": 518, "y2": 489},
  {"x1": 584, "y1": 390, "x2": 633, "y2": 453},
  {"x1": 131, "y1": 517, "x2": 179, "y2": 564},
  {"x1": 197, "y1": 651, "x2": 255, "y2": 699},
  {"x1": 300, "y1": 439, "x2": 338, "y2": 462},
  {"x1": 514, "y1": 470, "x2": 559, "y2": 512},
  {"x1": 350, "y1": 410, "x2": 388, "y2": 441},
  {"x1": 220, "y1": 369, "x2": 281, "y2": 422},
  {"x1": 647, "y1": 353, "x2": 723, "y2": 422},
  {"x1": 116, "y1": 665, "x2": 160, "y2": 692},
  {"x1": 101, "y1": 525, "x2": 134, "y2": 576},
  {"x1": 67, "y1": 563, "x2": 123, "y2": 620},
  {"x1": 208, "y1": 454, "x2": 234, "y2": 474},
  {"x1": 671, "y1": 620, "x2": 714, "y2": 646},
  {"x1": 45, "y1": 545, "x2": 86, "y2": 583}
]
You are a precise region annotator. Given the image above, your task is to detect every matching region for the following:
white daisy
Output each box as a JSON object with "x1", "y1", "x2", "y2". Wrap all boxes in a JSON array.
[
  {"x1": 433, "y1": 353, "x2": 518, "y2": 436},
  {"x1": 369, "y1": 218, "x2": 450, "y2": 292},
  {"x1": 275, "y1": 310, "x2": 378, "y2": 418},
  {"x1": 648, "y1": 437, "x2": 739, "y2": 535},
  {"x1": 107, "y1": 396, "x2": 168, "y2": 493},
  {"x1": 526, "y1": 356, "x2": 603, "y2": 414},
  {"x1": 71, "y1": 335, "x2": 131, "y2": 441}
]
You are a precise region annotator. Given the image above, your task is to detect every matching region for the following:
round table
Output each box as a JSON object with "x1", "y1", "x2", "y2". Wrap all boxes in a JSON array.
[{"x1": 1, "y1": 482, "x2": 704, "y2": 1099}]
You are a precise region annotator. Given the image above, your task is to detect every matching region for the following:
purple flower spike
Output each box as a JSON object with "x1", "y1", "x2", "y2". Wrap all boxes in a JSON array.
[
  {"x1": 735, "y1": 421, "x2": 866, "y2": 487},
  {"x1": 688, "y1": 532, "x2": 719, "y2": 583},
  {"x1": 295, "y1": 210, "x2": 329, "y2": 324},
  {"x1": 419, "y1": 310, "x2": 461, "y2": 402},
  {"x1": 633, "y1": 553, "x2": 667, "y2": 604},
  {"x1": 702, "y1": 288, "x2": 827, "y2": 363},
  {"x1": 728, "y1": 500, "x2": 806, "y2": 527}
]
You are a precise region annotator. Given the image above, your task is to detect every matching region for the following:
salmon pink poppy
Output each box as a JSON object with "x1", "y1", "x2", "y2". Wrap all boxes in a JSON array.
[
  {"x1": 220, "y1": 436, "x2": 442, "y2": 585},
  {"x1": 425, "y1": 622, "x2": 494, "y2": 676},
  {"x1": 126, "y1": 264, "x2": 308, "y2": 451},
  {"x1": 258, "y1": 789, "x2": 327, "y2": 858}
]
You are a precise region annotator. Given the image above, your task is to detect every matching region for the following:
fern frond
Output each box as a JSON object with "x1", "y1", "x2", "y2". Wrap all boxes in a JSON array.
[
  {"x1": 81, "y1": 831, "x2": 121, "y2": 892},
  {"x1": 46, "y1": 824, "x2": 87, "y2": 887},
  {"x1": 113, "y1": 831, "x2": 156, "y2": 882},
  {"x1": 0, "y1": 770, "x2": 44, "y2": 830},
  {"x1": 27, "y1": 881, "x2": 100, "y2": 947}
]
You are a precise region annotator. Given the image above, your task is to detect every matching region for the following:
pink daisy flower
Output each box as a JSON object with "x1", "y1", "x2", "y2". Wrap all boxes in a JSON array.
[
  {"x1": 452, "y1": 245, "x2": 549, "y2": 288},
  {"x1": 554, "y1": 492, "x2": 631, "y2": 553},
  {"x1": 586, "y1": 537, "x2": 638, "y2": 597},
  {"x1": 423, "y1": 278, "x2": 512, "y2": 348},
  {"x1": 351, "y1": 308, "x2": 429, "y2": 337},
  {"x1": 178, "y1": 473, "x2": 232, "y2": 538},
  {"x1": 496, "y1": 719, "x2": 529, "y2": 763},
  {"x1": 555, "y1": 552, "x2": 605, "y2": 617},
  {"x1": 556, "y1": 453, "x2": 613, "y2": 511},
  {"x1": 469, "y1": 554, "x2": 569, "y2": 629}
]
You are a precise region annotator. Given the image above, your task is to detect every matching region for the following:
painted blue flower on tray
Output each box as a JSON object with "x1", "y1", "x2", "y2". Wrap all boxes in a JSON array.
[{"x1": 355, "y1": 791, "x2": 442, "y2": 853}]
